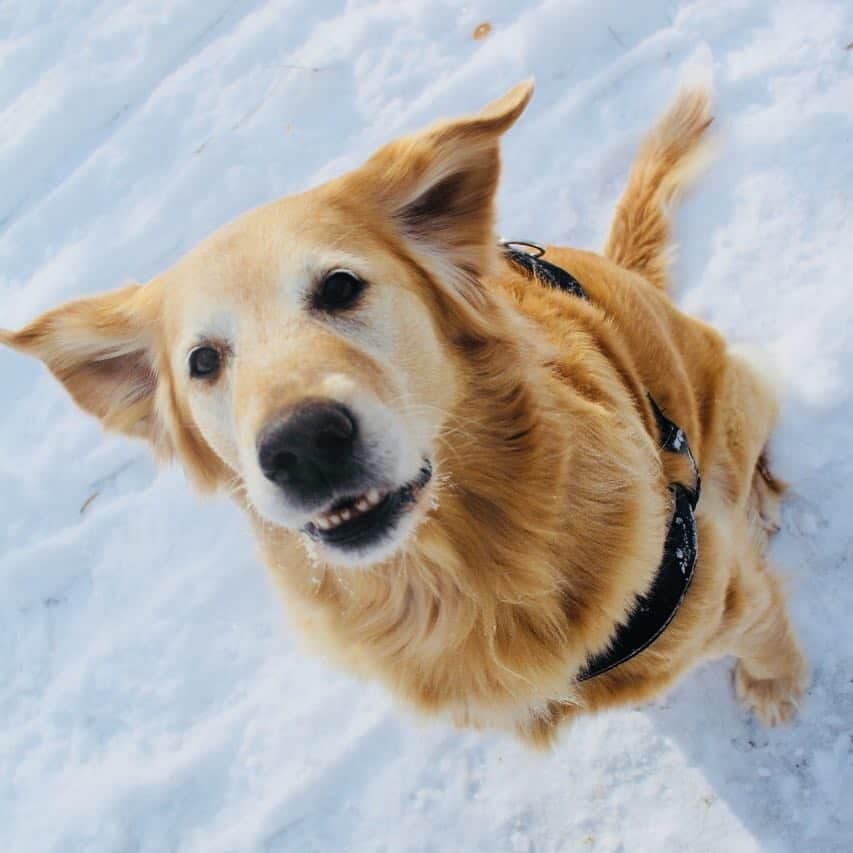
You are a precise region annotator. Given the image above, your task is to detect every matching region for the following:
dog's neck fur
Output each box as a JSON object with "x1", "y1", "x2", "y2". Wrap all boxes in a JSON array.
[{"x1": 252, "y1": 286, "x2": 669, "y2": 741}]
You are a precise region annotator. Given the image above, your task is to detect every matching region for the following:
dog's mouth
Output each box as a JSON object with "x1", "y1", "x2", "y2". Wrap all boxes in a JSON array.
[{"x1": 302, "y1": 459, "x2": 433, "y2": 552}]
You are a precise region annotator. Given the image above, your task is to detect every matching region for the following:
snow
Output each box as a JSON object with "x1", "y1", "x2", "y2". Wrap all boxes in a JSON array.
[{"x1": 2, "y1": 1, "x2": 852, "y2": 850}]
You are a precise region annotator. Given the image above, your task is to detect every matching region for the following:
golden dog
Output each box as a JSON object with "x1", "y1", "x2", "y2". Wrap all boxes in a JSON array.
[{"x1": 1, "y1": 82, "x2": 807, "y2": 746}]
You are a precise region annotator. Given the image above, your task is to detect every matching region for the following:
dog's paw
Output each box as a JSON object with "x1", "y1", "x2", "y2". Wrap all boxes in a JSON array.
[
  {"x1": 756, "y1": 501, "x2": 782, "y2": 536},
  {"x1": 734, "y1": 660, "x2": 807, "y2": 726},
  {"x1": 750, "y1": 455, "x2": 785, "y2": 539}
]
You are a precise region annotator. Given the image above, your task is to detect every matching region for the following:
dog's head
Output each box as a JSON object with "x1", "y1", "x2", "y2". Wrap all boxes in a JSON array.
[{"x1": 1, "y1": 82, "x2": 532, "y2": 568}]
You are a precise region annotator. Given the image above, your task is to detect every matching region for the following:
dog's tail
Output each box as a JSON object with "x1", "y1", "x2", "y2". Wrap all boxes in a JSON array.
[{"x1": 604, "y1": 88, "x2": 714, "y2": 292}]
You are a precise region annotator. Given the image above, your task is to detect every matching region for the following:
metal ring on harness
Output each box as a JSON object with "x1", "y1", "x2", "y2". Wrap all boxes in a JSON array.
[{"x1": 499, "y1": 239, "x2": 546, "y2": 258}]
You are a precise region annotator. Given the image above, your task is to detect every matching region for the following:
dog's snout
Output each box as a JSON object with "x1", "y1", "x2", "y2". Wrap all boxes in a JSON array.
[{"x1": 257, "y1": 399, "x2": 358, "y2": 496}]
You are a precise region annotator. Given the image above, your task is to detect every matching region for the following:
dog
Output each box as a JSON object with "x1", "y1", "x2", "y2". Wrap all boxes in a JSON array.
[{"x1": 1, "y1": 82, "x2": 808, "y2": 747}]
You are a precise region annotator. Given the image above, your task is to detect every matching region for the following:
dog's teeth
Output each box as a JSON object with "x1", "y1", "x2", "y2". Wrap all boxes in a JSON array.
[
  {"x1": 366, "y1": 489, "x2": 381, "y2": 506},
  {"x1": 340, "y1": 509, "x2": 352, "y2": 522},
  {"x1": 356, "y1": 498, "x2": 369, "y2": 512},
  {"x1": 329, "y1": 513, "x2": 341, "y2": 527},
  {"x1": 317, "y1": 517, "x2": 331, "y2": 531}
]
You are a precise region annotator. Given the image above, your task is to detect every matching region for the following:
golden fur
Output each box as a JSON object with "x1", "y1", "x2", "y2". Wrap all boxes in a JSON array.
[{"x1": 1, "y1": 83, "x2": 807, "y2": 747}]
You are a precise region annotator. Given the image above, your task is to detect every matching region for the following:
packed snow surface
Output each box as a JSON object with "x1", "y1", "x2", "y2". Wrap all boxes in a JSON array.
[{"x1": 2, "y1": 1, "x2": 852, "y2": 851}]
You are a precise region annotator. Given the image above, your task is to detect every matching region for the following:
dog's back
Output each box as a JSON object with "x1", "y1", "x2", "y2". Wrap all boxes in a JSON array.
[{"x1": 487, "y1": 88, "x2": 806, "y2": 737}]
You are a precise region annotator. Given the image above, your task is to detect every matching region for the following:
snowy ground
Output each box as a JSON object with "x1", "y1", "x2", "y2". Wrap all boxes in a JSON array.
[{"x1": 2, "y1": 1, "x2": 852, "y2": 851}]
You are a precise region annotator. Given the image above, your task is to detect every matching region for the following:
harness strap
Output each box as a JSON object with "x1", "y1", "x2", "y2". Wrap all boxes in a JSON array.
[
  {"x1": 501, "y1": 241, "x2": 700, "y2": 683},
  {"x1": 576, "y1": 483, "x2": 698, "y2": 681}
]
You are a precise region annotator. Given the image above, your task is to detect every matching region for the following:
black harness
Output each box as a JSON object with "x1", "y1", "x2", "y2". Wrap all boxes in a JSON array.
[{"x1": 502, "y1": 241, "x2": 701, "y2": 682}]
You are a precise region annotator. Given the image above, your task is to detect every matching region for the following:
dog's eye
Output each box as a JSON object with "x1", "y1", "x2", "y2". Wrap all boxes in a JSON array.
[
  {"x1": 315, "y1": 270, "x2": 365, "y2": 311},
  {"x1": 188, "y1": 345, "x2": 222, "y2": 379}
]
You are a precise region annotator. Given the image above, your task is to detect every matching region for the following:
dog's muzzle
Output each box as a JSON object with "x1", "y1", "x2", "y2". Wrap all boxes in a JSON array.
[
  {"x1": 256, "y1": 397, "x2": 433, "y2": 557},
  {"x1": 256, "y1": 397, "x2": 362, "y2": 507}
]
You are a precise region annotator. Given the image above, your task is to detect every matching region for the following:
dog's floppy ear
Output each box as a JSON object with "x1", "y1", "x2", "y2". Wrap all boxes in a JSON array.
[
  {"x1": 359, "y1": 80, "x2": 534, "y2": 306},
  {"x1": 0, "y1": 284, "x2": 172, "y2": 458}
]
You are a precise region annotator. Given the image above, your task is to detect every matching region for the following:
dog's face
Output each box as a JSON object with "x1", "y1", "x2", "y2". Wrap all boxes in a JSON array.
[
  {"x1": 158, "y1": 201, "x2": 457, "y2": 568},
  {"x1": 0, "y1": 82, "x2": 532, "y2": 568}
]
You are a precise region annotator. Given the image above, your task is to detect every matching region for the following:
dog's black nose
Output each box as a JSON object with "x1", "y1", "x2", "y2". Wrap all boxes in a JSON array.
[{"x1": 257, "y1": 399, "x2": 358, "y2": 498}]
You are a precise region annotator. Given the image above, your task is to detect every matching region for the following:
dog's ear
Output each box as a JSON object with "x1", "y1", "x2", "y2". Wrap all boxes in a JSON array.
[
  {"x1": 358, "y1": 80, "x2": 534, "y2": 307},
  {"x1": 0, "y1": 284, "x2": 173, "y2": 458}
]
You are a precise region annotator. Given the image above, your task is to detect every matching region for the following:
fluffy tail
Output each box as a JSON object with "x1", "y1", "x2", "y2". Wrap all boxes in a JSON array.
[{"x1": 604, "y1": 88, "x2": 714, "y2": 291}]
